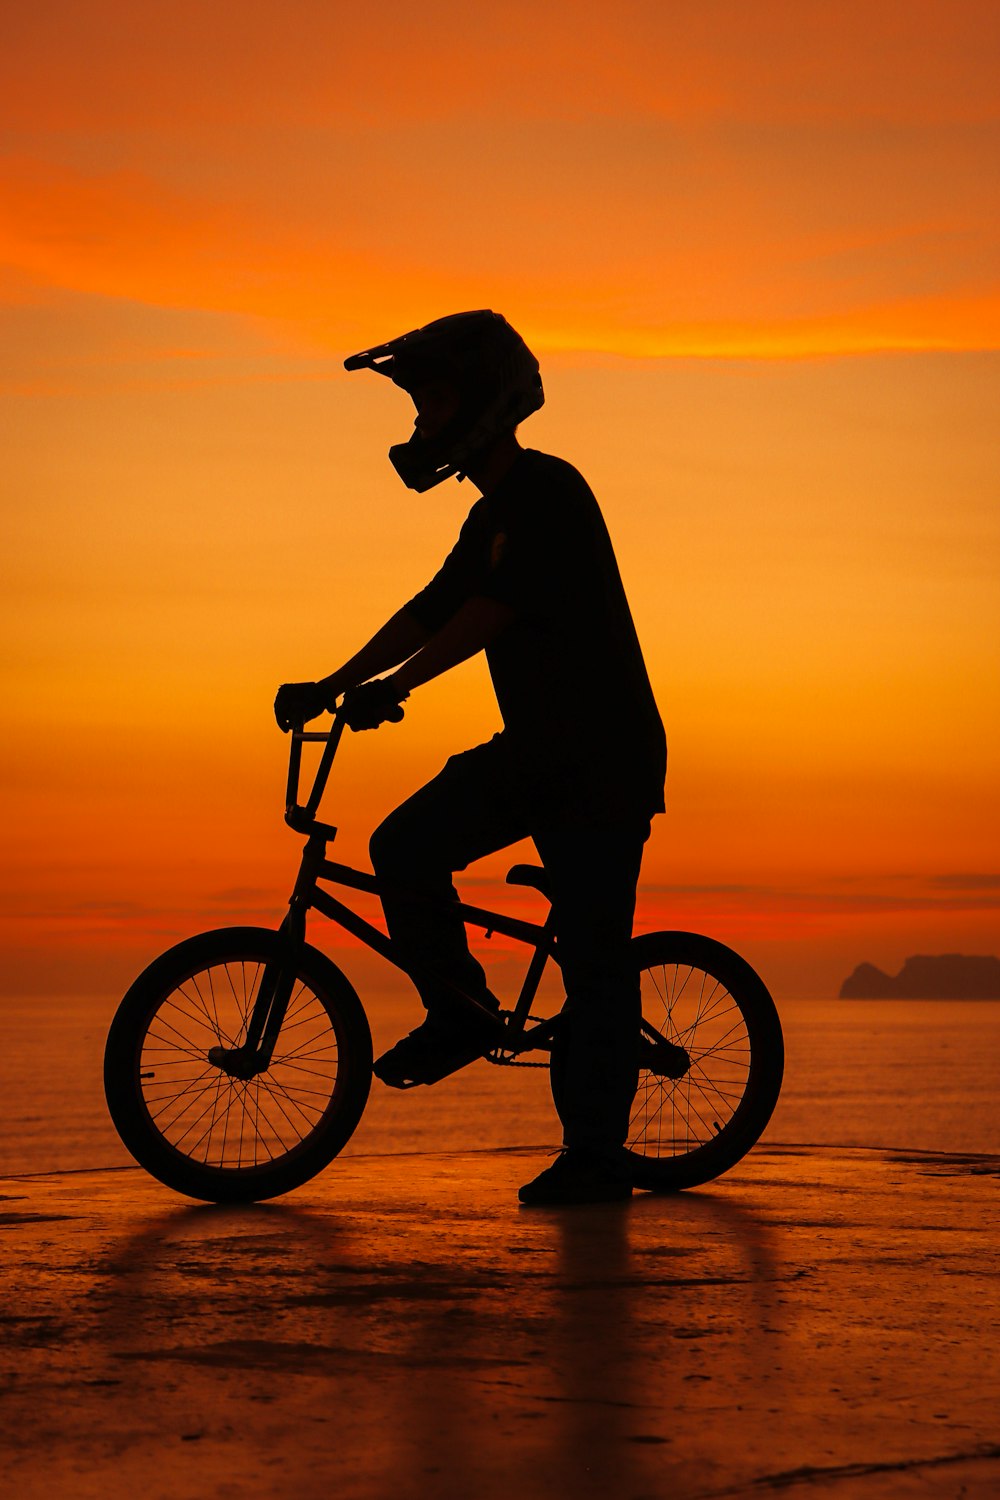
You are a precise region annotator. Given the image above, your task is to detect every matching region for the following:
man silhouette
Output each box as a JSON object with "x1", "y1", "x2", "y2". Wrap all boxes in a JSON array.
[{"x1": 274, "y1": 311, "x2": 666, "y2": 1204}]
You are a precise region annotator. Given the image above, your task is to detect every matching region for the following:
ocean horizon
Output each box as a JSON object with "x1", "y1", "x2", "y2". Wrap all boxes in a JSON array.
[{"x1": 3, "y1": 993, "x2": 997, "y2": 1181}]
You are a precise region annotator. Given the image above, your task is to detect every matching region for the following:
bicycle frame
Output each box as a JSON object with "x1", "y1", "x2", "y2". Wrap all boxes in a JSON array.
[{"x1": 226, "y1": 714, "x2": 562, "y2": 1080}]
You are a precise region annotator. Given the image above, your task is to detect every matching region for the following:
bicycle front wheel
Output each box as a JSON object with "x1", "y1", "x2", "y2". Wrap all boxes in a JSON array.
[
  {"x1": 104, "y1": 927, "x2": 373, "y2": 1203},
  {"x1": 626, "y1": 932, "x2": 783, "y2": 1191}
]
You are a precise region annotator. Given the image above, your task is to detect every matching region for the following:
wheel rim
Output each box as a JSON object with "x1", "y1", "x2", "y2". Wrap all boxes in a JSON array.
[
  {"x1": 137, "y1": 960, "x2": 341, "y2": 1172},
  {"x1": 628, "y1": 959, "x2": 752, "y2": 1160}
]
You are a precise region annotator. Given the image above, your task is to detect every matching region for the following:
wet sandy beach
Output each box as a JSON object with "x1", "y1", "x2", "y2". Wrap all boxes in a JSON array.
[{"x1": 2, "y1": 1143, "x2": 998, "y2": 1499}]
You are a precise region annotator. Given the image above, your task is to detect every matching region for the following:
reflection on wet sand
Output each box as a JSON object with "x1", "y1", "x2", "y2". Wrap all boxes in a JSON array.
[
  {"x1": 93, "y1": 1184, "x2": 779, "y2": 1495},
  {"x1": 3, "y1": 1145, "x2": 998, "y2": 1498}
]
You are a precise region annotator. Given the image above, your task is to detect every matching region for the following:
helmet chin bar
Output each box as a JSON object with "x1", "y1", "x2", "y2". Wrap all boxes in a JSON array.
[
  {"x1": 388, "y1": 436, "x2": 460, "y2": 493},
  {"x1": 389, "y1": 418, "x2": 504, "y2": 493},
  {"x1": 387, "y1": 404, "x2": 471, "y2": 491}
]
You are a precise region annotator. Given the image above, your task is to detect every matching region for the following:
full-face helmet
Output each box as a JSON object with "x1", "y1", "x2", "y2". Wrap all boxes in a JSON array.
[{"x1": 344, "y1": 310, "x2": 544, "y2": 491}]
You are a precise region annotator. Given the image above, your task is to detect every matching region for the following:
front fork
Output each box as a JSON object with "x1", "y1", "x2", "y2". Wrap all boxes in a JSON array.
[{"x1": 208, "y1": 837, "x2": 321, "y2": 1080}]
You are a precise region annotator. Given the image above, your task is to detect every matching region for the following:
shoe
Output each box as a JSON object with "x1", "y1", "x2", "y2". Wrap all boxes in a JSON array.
[
  {"x1": 373, "y1": 1004, "x2": 502, "y2": 1090},
  {"x1": 517, "y1": 1148, "x2": 634, "y2": 1206}
]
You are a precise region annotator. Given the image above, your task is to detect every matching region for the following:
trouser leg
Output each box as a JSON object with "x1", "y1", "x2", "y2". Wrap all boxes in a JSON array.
[
  {"x1": 369, "y1": 739, "x2": 531, "y2": 1024},
  {"x1": 536, "y1": 821, "x2": 649, "y2": 1152}
]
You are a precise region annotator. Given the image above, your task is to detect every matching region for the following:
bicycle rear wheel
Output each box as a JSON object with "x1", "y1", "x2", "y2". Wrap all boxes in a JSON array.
[
  {"x1": 626, "y1": 932, "x2": 783, "y2": 1190},
  {"x1": 104, "y1": 927, "x2": 372, "y2": 1202}
]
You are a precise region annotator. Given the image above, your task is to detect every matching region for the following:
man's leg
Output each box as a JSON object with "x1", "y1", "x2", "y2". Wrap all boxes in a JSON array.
[
  {"x1": 369, "y1": 737, "x2": 530, "y2": 1028},
  {"x1": 518, "y1": 819, "x2": 648, "y2": 1202}
]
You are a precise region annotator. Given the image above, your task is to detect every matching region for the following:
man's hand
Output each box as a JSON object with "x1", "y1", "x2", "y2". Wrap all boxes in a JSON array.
[
  {"x1": 341, "y1": 679, "x2": 408, "y2": 732},
  {"x1": 274, "y1": 680, "x2": 333, "y2": 732}
]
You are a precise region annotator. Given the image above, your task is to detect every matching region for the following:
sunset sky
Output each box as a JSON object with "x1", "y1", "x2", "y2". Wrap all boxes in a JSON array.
[{"x1": 2, "y1": 1, "x2": 998, "y2": 1000}]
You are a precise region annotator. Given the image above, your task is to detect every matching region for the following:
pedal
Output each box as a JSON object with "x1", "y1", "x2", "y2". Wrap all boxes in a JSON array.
[{"x1": 372, "y1": 1032, "x2": 491, "y2": 1089}]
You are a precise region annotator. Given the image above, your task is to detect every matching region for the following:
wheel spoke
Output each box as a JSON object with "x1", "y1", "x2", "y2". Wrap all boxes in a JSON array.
[
  {"x1": 131, "y1": 955, "x2": 349, "y2": 1173},
  {"x1": 627, "y1": 943, "x2": 777, "y2": 1173}
]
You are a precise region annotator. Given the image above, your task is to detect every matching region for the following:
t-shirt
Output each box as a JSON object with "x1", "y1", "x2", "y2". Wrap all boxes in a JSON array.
[{"x1": 405, "y1": 448, "x2": 667, "y2": 825}]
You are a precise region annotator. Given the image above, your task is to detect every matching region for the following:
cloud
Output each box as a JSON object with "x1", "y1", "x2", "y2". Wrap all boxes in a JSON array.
[
  {"x1": 642, "y1": 879, "x2": 1000, "y2": 915},
  {"x1": 3, "y1": 4, "x2": 998, "y2": 132},
  {"x1": 3, "y1": 131, "x2": 997, "y2": 360},
  {"x1": 0, "y1": 275, "x2": 300, "y2": 396},
  {"x1": 1, "y1": 5, "x2": 997, "y2": 358},
  {"x1": 208, "y1": 887, "x2": 281, "y2": 905},
  {"x1": 465, "y1": 874, "x2": 1000, "y2": 915}
]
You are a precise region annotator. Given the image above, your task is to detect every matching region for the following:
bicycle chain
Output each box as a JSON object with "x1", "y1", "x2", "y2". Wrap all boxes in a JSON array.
[
  {"x1": 486, "y1": 1012, "x2": 555, "y2": 1068},
  {"x1": 486, "y1": 1050, "x2": 550, "y2": 1069}
]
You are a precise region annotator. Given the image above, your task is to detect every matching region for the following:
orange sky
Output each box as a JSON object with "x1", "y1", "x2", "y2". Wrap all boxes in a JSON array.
[{"x1": 2, "y1": 2, "x2": 999, "y2": 999}]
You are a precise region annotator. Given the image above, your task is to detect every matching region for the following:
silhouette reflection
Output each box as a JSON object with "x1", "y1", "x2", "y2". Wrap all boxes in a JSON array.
[{"x1": 93, "y1": 1173, "x2": 785, "y2": 1496}]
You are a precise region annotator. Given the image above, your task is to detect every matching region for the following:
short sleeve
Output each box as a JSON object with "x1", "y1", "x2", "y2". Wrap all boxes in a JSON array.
[{"x1": 404, "y1": 504, "x2": 487, "y2": 632}]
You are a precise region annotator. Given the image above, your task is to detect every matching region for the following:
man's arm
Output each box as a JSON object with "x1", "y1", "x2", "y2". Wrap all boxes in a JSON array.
[
  {"x1": 292, "y1": 595, "x2": 513, "y2": 734},
  {"x1": 274, "y1": 607, "x2": 429, "y2": 729},
  {"x1": 387, "y1": 596, "x2": 514, "y2": 697},
  {"x1": 318, "y1": 608, "x2": 429, "y2": 702}
]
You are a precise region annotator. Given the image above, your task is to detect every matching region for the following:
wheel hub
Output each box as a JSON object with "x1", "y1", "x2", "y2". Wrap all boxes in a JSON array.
[{"x1": 207, "y1": 1044, "x2": 264, "y2": 1081}]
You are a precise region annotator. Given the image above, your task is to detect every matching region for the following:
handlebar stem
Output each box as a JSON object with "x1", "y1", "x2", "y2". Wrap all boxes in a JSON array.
[{"x1": 284, "y1": 712, "x2": 345, "y2": 838}]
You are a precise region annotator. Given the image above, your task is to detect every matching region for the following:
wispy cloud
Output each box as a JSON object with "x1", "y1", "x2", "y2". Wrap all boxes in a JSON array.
[
  {"x1": 419, "y1": 873, "x2": 1000, "y2": 917},
  {"x1": 2, "y1": 5, "x2": 997, "y2": 357}
]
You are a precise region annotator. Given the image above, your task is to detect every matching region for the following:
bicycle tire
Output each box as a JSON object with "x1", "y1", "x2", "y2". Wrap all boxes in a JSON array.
[
  {"x1": 104, "y1": 926, "x2": 373, "y2": 1203},
  {"x1": 625, "y1": 931, "x2": 783, "y2": 1190}
]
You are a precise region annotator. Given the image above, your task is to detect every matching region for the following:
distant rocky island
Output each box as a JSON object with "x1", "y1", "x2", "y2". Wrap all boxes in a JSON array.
[{"x1": 840, "y1": 954, "x2": 1000, "y2": 999}]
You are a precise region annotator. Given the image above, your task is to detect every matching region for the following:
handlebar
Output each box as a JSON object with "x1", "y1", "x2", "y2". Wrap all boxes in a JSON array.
[{"x1": 284, "y1": 711, "x2": 345, "y2": 839}]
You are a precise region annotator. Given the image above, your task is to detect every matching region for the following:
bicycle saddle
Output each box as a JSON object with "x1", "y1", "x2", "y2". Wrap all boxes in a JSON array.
[{"x1": 506, "y1": 863, "x2": 551, "y2": 900}]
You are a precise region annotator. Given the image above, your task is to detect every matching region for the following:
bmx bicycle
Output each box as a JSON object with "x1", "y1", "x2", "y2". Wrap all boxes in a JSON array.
[{"x1": 104, "y1": 712, "x2": 784, "y2": 1203}]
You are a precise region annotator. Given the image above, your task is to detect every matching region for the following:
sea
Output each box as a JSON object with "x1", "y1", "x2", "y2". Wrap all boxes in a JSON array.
[{"x1": 2, "y1": 986, "x2": 997, "y2": 1177}]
